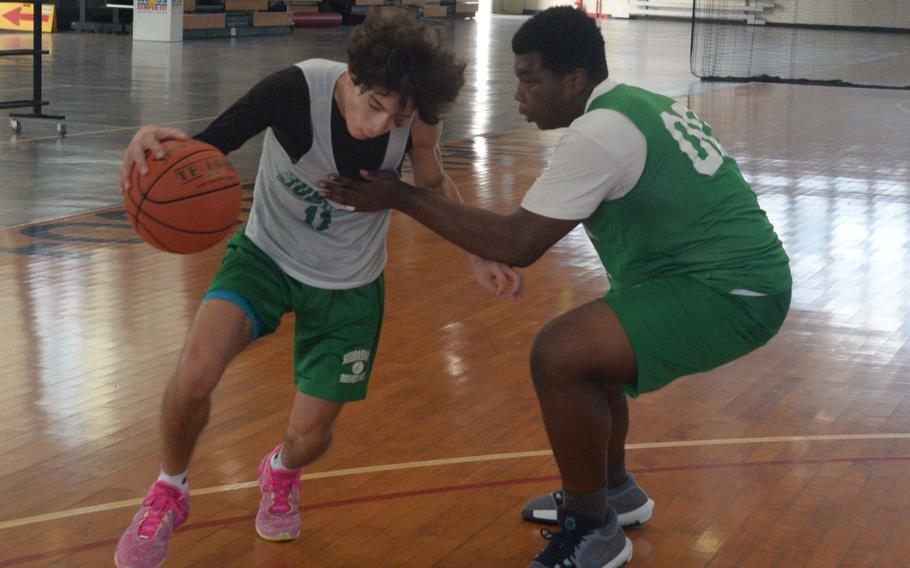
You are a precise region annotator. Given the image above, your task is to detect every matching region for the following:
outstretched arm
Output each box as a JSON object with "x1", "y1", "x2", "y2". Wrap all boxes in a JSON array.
[
  {"x1": 405, "y1": 119, "x2": 525, "y2": 297},
  {"x1": 320, "y1": 169, "x2": 579, "y2": 268}
]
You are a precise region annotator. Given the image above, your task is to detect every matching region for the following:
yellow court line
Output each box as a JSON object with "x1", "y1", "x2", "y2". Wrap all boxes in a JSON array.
[
  {"x1": 1, "y1": 433, "x2": 909, "y2": 531},
  {"x1": 0, "y1": 117, "x2": 219, "y2": 146}
]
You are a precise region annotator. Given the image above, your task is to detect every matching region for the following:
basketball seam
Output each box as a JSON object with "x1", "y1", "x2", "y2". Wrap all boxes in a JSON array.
[
  {"x1": 132, "y1": 150, "x2": 209, "y2": 247},
  {"x1": 134, "y1": 180, "x2": 153, "y2": 248},
  {"x1": 135, "y1": 209, "x2": 240, "y2": 235},
  {"x1": 124, "y1": 184, "x2": 143, "y2": 217},
  {"x1": 142, "y1": 181, "x2": 241, "y2": 205},
  {"x1": 131, "y1": 215, "x2": 177, "y2": 253},
  {"x1": 126, "y1": 176, "x2": 154, "y2": 248}
]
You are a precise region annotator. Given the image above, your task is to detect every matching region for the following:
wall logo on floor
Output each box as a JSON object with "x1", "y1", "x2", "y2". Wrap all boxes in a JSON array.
[{"x1": 0, "y1": 185, "x2": 254, "y2": 259}]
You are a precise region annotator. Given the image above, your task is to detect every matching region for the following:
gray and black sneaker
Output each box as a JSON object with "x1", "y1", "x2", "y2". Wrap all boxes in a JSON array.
[
  {"x1": 522, "y1": 474, "x2": 654, "y2": 527},
  {"x1": 528, "y1": 508, "x2": 633, "y2": 568}
]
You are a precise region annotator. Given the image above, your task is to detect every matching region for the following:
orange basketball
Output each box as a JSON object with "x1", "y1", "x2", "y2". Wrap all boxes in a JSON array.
[{"x1": 125, "y1": 139, "x2": 243, "y2": 254}]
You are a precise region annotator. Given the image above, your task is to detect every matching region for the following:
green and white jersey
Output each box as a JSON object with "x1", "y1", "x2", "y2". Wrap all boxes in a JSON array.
[
  {"x1": 520, "y1": 80, "x2": 790, "y2": 295},
  {"x1": 245, "y1": 59, "x2": 413, "y2": 290}
]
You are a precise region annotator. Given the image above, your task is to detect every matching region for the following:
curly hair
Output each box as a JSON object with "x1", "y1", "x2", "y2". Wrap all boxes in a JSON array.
[
  {"x1": 346, "y1": 10, "x2": 466, "y2": 125},
  {"x1": 512, "y1": 6, "x2": 608, "y2": 81}
]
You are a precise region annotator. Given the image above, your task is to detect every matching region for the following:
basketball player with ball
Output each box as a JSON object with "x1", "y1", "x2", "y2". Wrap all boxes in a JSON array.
[{"x1": 113, "y1": 12, "x2": 523, "y2": 568}]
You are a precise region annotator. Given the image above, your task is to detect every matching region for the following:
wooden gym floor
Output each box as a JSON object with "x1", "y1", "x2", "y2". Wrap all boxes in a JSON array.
[{"x1": 1, "y1": 15, "x2": 910, "y2": 568}]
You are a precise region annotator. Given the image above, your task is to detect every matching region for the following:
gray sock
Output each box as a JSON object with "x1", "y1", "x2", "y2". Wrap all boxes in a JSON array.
[
  {"x1": 564, "y1": 485, "x2": 608, "y2": 525},
  {"x1": 607, "y1": 456, "x2": 628, "y2": 488}
]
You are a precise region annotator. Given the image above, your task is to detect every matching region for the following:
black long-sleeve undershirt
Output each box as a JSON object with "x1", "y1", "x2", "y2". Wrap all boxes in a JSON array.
[{"x1": 193, "y1": 65, "x2": 408, "y2": 178}]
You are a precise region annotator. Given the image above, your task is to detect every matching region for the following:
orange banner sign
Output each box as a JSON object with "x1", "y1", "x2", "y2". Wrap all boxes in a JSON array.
[{"x1": 0, "y1": 3, "x2": 57, "y2": 32}]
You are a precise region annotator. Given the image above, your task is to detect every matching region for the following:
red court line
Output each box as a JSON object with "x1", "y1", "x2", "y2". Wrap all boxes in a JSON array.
[{"x1": 2, "y1": 455, "x2": 909, "y2": 567}]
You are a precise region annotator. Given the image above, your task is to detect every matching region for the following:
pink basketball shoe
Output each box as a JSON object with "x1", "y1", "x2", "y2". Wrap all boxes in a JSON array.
[
  {"x1": 115, "y1": 480, "x2": 189, "y2": 568},
  {"x1": 255, "y1": 445, "x2": 302, "y2": 541}
]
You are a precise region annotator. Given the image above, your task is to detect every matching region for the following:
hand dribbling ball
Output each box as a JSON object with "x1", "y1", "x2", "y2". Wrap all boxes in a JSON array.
[{"x1": 124, "y1": 139, "x2": 243, "y2": 254}]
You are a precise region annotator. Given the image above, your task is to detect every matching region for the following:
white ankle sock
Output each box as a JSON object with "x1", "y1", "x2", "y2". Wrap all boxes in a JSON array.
[
  {"x1": 271, "y1": 448, "x2": 295, "y2": 471},
  {"x1": 157, "y1": 467, "x2": 189, "y2": 493}
]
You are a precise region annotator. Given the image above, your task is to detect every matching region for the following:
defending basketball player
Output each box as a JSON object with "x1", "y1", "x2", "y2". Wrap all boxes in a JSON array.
[
  {"x1": 319, "y1": 7, "x2": 792, "y2": 567},
  {"x1": 113, "y1": 12, "x2": 523, "y2": 568}
]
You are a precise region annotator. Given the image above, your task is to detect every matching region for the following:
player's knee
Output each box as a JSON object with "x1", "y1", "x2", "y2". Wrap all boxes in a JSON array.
[
  {"x1": 173, "y1": 349, "x2": 223, "y2": 401},
  {"x1": 529, "y1": 322, "x2": 573, "y2": 390}
]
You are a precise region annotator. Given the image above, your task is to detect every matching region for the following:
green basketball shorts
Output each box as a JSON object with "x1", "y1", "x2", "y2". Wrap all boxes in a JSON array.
[
  {"x1": 203, "y1": 229, "x2": 384, "y2": 402},
  {"x1": 603, "y1": 276, "x2": 791, "y2": 398}
]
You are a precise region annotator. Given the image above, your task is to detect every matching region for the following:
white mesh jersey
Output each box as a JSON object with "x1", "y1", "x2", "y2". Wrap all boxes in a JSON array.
[{"x1": 245, "y1": 59, "x2": 414, "y2": 289}]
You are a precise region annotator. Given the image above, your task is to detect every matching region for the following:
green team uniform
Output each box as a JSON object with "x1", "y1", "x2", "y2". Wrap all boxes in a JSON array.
[
  {"x1": 584, "y1": 85, "x2": 791, "y2": 396},
  {"x1": 198, "y1": 60, "x2": 410, "y2": 402},
  {"x1": 206, "y1": 229, "x2": 384, "y2": 402}
]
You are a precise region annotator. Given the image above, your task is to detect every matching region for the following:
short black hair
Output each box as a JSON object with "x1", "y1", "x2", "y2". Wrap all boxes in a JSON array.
[
  {"x1": 512, "y1": 6, "x2": 608, "y2": 81},
  {"x1": 346, "y1": 10, "x2": 466, "y2": 125}
]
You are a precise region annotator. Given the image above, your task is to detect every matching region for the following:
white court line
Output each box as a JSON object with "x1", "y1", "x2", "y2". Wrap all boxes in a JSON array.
[
  {"x1": 898, "y1": 99, "x2": 910, "y2": 114},
  {"x1": 1, "y1": 432, "x2": 909, "y2": 531}
]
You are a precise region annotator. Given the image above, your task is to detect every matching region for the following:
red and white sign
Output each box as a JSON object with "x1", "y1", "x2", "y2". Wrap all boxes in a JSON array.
[{"x1": 0, "y1": 3, "x2": 56, "y2": 32}]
